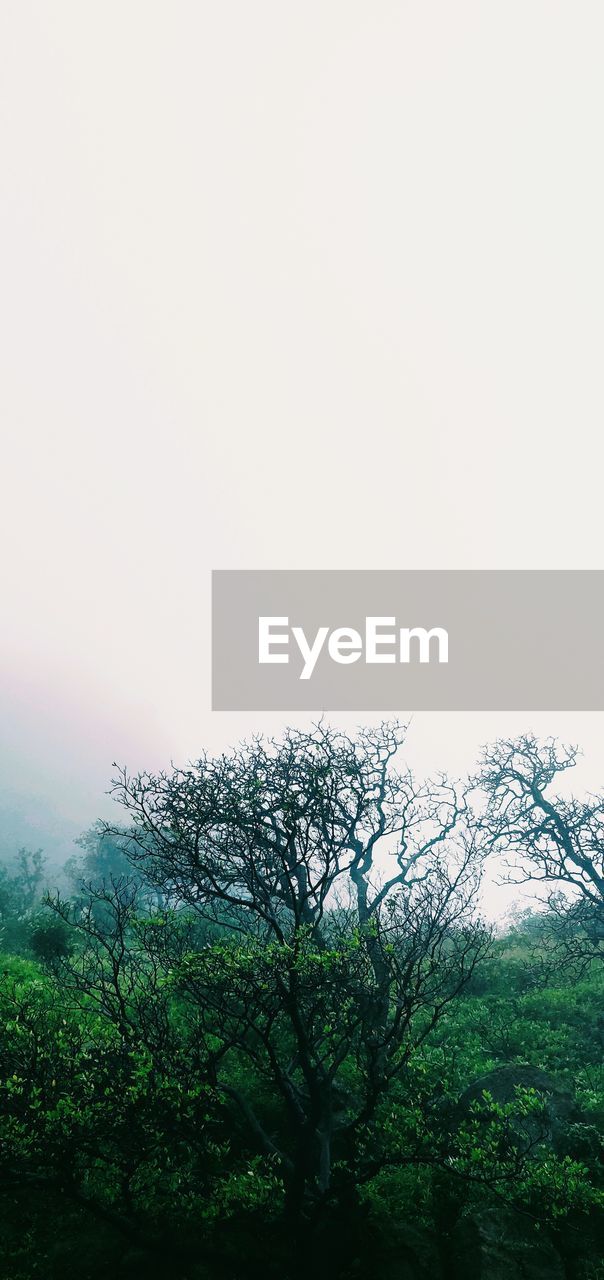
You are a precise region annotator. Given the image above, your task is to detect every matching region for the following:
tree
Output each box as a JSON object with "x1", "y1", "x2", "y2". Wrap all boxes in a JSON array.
[
  {"x1": 69, "y1": 721, "x2": 490, "y2": 1263},
  {"x1": 477, "y1": 734, "x2": 604, "y2": 968},
  {"x1": 0, "y1": 849, "x2": 46, "y2": 954},
  {"x1": 64, "y1": 823, "x2": 144, "y2": 901},
  {"x1": 0, "y1": 953, "x2": 229, "y2": 1278},
  {"x1": 2, "y1": 727, "x2": 602, "y2": 1278}
]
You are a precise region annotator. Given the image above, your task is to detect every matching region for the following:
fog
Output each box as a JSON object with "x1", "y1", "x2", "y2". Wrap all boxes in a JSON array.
[{"x1": 1, "y1": 3, "x2": 604, "y2": 914}]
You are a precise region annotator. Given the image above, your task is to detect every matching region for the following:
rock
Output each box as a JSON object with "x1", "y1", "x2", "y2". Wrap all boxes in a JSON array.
[
  {"x1": 454, "y1": 1064, "x2": 578, "y2": 1150},
  {"x1": 450, "y1": 1207, "x2": 565, "y2": 1280}
]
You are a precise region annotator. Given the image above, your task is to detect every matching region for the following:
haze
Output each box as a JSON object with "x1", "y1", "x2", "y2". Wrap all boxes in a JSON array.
[{"x1": 1, "y1": 3, "x2": 603, "y2": 914}]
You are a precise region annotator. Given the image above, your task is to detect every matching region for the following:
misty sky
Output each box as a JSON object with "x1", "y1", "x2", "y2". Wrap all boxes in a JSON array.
[{"x1": 1, "y1": 4, "x2": 603, "y2": 913}]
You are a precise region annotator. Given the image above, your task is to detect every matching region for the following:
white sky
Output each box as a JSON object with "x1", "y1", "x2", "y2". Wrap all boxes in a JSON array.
[{"x1": 1, "y1": 3, "x2": 603, "y2": 914}]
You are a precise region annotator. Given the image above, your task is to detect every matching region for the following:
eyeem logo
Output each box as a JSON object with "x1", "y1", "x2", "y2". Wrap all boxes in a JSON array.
[
  {"x1": 259, "y1": 617, "x2": 449, "y2": 681},
  {"x1": 212, "y1": 570, "x2": 604, "y2": 711}
]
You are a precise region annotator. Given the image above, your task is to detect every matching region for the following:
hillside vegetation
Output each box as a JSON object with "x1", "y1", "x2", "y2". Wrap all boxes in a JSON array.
[{"x1": 0, "y1": 725, "x2": 602, "y2": 1279}]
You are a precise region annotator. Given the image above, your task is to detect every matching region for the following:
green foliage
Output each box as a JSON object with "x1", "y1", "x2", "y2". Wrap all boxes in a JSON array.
[
  {"x1": 0, "y1": 924, "x2": 603, "y2": 1278},
  {"x1": 1, "y1": 724, "x2": 603, "y2": 1277}
]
